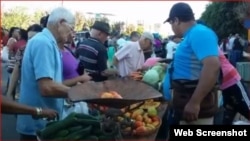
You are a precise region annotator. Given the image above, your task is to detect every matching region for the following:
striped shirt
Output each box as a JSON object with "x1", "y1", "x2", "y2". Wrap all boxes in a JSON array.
[{"x1": 76, "y1": 37, "x2": 108, "y2": 82}]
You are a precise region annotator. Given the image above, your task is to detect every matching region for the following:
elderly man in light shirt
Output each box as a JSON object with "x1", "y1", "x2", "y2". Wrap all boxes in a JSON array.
[{"x1": 113, "y1": 32, "x2": 154, "y2": 77}]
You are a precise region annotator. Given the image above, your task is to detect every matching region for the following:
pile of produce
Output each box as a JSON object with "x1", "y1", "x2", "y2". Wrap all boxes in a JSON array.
[
  {"x1": 116, "y1": 99, "x2": 162, "y2": 136},
  {"x1": 37, "y1": 90, "x2": 163, "y2": 140},
  {"x1": 37, "y1": 112, "x2": 122, "y2": 141},
  {"x1": 90, "y1": 91, "x2": 124, "y2": 112},
  {"x1": 129, "y1": 63, "x2": 166, "y2": 90}
]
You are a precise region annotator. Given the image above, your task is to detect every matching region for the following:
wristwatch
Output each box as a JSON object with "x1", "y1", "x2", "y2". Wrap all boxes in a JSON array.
[{"x1": 35, "y1": 107, "x2": 43, "y2": 116}]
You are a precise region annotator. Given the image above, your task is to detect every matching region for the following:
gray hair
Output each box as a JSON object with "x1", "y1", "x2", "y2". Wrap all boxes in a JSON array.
[{"x1": 47, "y1": 7, "x2": 75, "y2": 26}]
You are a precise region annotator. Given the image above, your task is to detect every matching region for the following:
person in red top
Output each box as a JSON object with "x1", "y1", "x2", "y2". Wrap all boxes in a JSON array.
[{"x1": 12, "y1": 29, "x2": 28, "y2": 55}]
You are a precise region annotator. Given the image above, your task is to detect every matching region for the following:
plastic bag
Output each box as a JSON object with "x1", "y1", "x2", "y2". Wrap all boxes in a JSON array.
[
  {"x1": 62, "y1": 101, "x2": 89, "y2": 119},
  {"x1": 1, "y1": 46, "x2": 9, "y2": 62},
  {"x1": 233, "y1": 121, "x2": 250, "y2": 125}
]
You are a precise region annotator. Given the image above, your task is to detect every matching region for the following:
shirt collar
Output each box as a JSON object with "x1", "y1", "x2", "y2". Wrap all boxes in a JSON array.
[
  {"x1": 89, "y1": 37, "x2": 102, "y2": 44},
  {"x1": 183, "y1": 23, "x2": 197, "y2": 37},
  {"x1": 42, "y1": 28, "x2": 57, "y2": 44}
]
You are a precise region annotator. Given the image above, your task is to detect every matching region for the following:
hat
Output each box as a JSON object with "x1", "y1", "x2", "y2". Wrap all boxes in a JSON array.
[
  {"x1": 91, "y1": 21, "x2": 111, "y2": 35},
  {"x1": 141, "y1": 32, "x2": 155, "y2": 44},
  {"x1": 164, "y1": 2, "x2": 194, "y2": 23}
]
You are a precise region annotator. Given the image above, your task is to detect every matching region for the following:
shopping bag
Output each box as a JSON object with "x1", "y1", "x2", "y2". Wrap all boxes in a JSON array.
[
  {"x1": 1, "y1": 46, "x2": 9, "y2": 62},
  {"x1": 61, "y1": 101, "x2": 89, "y2": 119}
]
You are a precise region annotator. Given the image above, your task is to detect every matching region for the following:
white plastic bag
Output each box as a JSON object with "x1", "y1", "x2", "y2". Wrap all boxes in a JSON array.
[
  {"x1": 243, "y1": 51, "x2": 250, "y2": 57},
  {"x1": 233, "y1": 121, "x2": 250, "y2": 125},
  {"x1": 1, "y1": 46, "x2": 9, "y2": 62},
  {"x1": 62, "y1": 101, "x2": 89, "y2": 119}
]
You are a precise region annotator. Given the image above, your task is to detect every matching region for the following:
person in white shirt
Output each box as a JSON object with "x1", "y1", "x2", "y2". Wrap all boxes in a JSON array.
[
  {"x1": 165, "y1": 35, "x2": 181, "y2": 59},
  {"x1": 228, "y1": 33, "x2": 236, "y2": 51},
  {"x1": 113, "y1": 32, "x2": 154, "y2": 77}
]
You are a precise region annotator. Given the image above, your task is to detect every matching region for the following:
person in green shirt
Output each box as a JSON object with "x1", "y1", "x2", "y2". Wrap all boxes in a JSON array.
[{"x1": 107, "y1": 37, "x2": 117, "y2": 68}]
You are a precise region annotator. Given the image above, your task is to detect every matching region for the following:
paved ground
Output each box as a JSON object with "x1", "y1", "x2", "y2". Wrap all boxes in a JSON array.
[{"x1": 2, "y1": 62, "x2": 20, "y2": 140}]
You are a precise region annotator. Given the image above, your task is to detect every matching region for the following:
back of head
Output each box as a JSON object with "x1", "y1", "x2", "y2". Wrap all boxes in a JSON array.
[
  {"x1": 19, "y1": 28, "x2": 28, "y2": 41},
  {"x1": 130, "y1": 31, "x2": 140, "y2": 40},
  {"x1": 40, "y1": 15, "x2": 49, "y2": 28},
  {"x1": 27, "y1": 24, "x2": 43, "y2": 33},
  {"x1": 47, "y1": 7, "x2": 75, "y2": 27}
]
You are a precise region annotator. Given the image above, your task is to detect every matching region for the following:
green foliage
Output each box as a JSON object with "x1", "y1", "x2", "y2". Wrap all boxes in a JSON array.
[
  {"x1": 124, "y1": 24, "x2": 136, "y2": 36},
  {"x1": 200, "y1": 2, "x2": 247, "y2": 41},
  {"x1": 74, "y1": 11, "x2": 85, "y2": 31},
  {"x1": 32, "y1": 10, "x2": 46, "y2": 24},
  {"x1": 136, "y1": 25, "x2": 144, "y2": 35},
  {"x1": 2, "y1": 6, "x2": 31, "y2": 29}
]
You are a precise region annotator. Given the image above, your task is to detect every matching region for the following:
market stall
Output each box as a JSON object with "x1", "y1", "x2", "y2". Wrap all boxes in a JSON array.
[{"x1": 37, "y1": 78, "x2": 168, "y2": 141}]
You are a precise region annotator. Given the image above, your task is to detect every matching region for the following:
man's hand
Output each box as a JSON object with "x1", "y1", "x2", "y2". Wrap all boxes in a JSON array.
[
  {"x1": 183, "y1": 101, "x2": 200, "y2": 122},
  {"x1": 78, "y1": 73, "x2": 92, "y2": 82},
  {"x1": 32, "y1": 108, "x2": 58, "y2": 121}
]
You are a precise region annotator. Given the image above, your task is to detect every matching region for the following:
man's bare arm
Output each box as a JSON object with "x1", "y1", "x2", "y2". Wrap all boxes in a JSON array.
[
  {"x1": 189, "y1": 57, "x2": 220, "y2": 104},
  {"x1": 38, "y1": 78, "x2": 70, "y2": 98}
]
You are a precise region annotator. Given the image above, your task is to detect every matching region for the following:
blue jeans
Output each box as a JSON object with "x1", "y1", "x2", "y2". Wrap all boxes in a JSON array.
[{"x1": 229, "y1": 50, "x2": 242, "y2": 67}]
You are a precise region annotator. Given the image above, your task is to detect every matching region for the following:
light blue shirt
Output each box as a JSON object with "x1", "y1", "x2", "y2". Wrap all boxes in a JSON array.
[
  {"x1": 163, "y1": 24, "x2": 219, "y2": 100},
  {"x1": 16, "y1": 28, "x2": 64, "y2": 135}
]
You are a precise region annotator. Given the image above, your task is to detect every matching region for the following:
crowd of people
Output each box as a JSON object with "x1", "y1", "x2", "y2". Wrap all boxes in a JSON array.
[{"x1": 1, "y1": 2, "x2": 250, "y2": 141}]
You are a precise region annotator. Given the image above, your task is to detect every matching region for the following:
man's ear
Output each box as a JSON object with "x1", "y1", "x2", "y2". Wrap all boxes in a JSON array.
[{"x1": 174, "y1": 17, "x2": 181, "y2": 25}]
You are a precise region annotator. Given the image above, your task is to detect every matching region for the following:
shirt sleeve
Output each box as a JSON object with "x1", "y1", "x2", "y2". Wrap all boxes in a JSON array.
[
  {"x1": 115, "y1": 43, "x2": 131, "y2": 61},
  {"x1": 97, "y1": 48, "x2": 108, "y2": 72},
  {"x1": 29, "y1": 38, "x2": 55, "y2": 80},
  {"x1": 190, "y1": 28, "x2": 219, "y2": 61}
]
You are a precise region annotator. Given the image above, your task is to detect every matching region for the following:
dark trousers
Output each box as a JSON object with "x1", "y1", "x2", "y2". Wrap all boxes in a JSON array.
[
  {"x1": 229, "y1": 50, "x2": 242, "y2": 67},
  {"x1": 222, "y1": 81, "x2": 250, "y2": 124},
  {"x1": 20, "y1": 134, "x2": 37, "y2": 141}
]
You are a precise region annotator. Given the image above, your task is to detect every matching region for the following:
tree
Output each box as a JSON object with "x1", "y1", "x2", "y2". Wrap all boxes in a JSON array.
[
  {"x1": 85, "y1": 17, "x2": 95, "y2": 28},
  {"x1": 74, "y1": 11, "x2": 85, "y2": 31},
  {"x1": 136, "y1": 25, "x2": 144, "y2": 35},
  {"x1": 124, "y1": 24, "x2": 136, "y2": 35},
  {"x1": 2, "y1": 6, "x2": 30, "y2": 29},
  {"x1": 32, "y1": 10, "x2": 46, "y2": 24},
  {"x1": 200, "y1": 2, "x2": 247, "y2": 41},
  {"x1": 234, "y1": 2, "x2": 250, "y2": 21}
]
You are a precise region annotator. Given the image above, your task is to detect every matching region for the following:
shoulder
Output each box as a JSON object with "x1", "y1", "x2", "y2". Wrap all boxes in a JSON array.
[
  {"x1": 191, "y1": 24, "x2": 217, "y2": 38},
  {"x1": 28, "y1": 33, "x2": 52, "y2": 50}
]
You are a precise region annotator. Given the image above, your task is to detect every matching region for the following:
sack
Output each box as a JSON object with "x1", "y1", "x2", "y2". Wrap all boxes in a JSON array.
[
  {"x1": 62, "y1": 101, "x2": 89, "y2": 119},
  {"x1": 172, "y1": 80, "x2": 218, "y2": 118},
  {"x1": 1, "y1": 46, "x2": 9, "y2": 62}
]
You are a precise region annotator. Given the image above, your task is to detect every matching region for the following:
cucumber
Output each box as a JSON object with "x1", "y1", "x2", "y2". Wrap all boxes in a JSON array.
[
  {"x1": 98, "y1": 135, "x2": 114, "y2": 140},
  {"x1": 68, "y1": 126, "x2": 83, "y2": 133},
  {"x1": 75, "y1": 118, "x2": 101, "y2": 127},
  {"x1": 64, "y1": 125, "x2": 92, "y2": 140},
  {"x1": 82, "y1": 135, "x2": 99, "y2": 141},
  {"x1": 74, "y1": 113, "x2": 98, "y2": 120},
  {"x1": 54, "y1": 130, "x2": 69, "y2": 137},
  {"x1": 40, "y1": 114, "x2": 77, "y2": 139},
  {"x1": 92, "y1": 129, "x2": 103, "y2": 136},
  {"x1": 46, "y1": 121, "x2": 58, "y2": 127}
]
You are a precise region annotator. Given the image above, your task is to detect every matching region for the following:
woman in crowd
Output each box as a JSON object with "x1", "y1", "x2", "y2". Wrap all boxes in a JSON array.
[
  {"x1": 6, "y1": 24, "x2": 43, "y2": 100},
  {"x1": 2, "y1": 95, "x2": 58, "y2": 120},
  {"x1": 197, "y1": 20, "x2": 250, "y2": 124},
  {"x1": 4, "y1": 27, "x2": 20, "y2": 95},
  {"x1": 60, "y1": 34, "x2": 91, "y2": 87}
]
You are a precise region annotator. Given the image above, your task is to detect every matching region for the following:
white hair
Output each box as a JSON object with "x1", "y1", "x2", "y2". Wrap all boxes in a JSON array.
[{"x1": 47, "y1": 7, "x2": 75, "y2": 26}]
